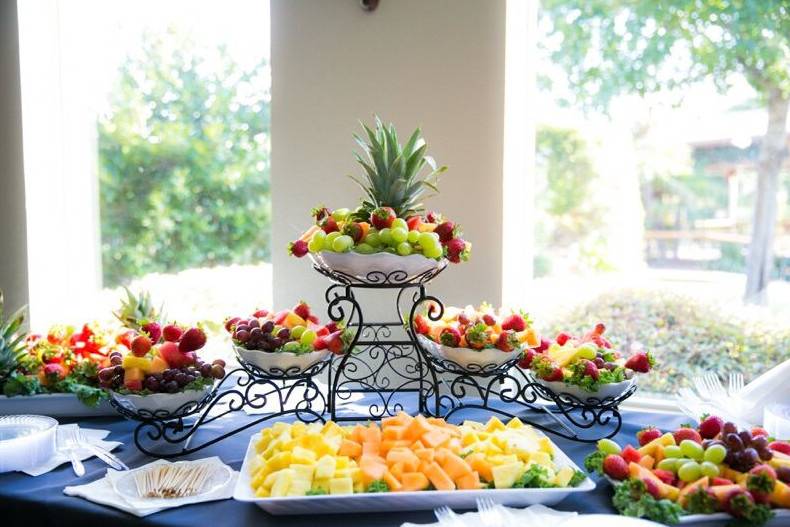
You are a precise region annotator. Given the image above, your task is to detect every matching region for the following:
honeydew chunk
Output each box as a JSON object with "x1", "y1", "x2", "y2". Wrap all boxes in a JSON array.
[
  {"x1": 492, "y1": 462, "x2": 524, "y2": 489},
  {"x1": 315, "y1": 455, "x2": 337, "y2": 479},
  {"x1": 270, "y1": 469, "x2": 294, "y2": 497},
  {"x1": 329, "y1": 477, "x2": 354, "y2": 495}
]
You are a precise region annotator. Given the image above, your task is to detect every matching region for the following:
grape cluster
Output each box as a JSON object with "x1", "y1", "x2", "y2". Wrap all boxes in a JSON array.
[
  {"x1": 704, "y1": 421, "x2": 773, "y2": 473},
  {"x1": 591, "y1": 351, "x2": 635, "y2": 379},
  {"x1": 98, "y1": 351, "x2": 226, "y2": 393},
  {"x1": 232, "y1": 318, "x2": 289, "y2": 352}
]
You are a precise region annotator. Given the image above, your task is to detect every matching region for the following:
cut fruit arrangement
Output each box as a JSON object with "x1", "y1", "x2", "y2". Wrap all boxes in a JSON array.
[
  {"x1": 248, "y1": 413, "x2": 587, "y2": 497},
  {"x1": 520, "y1": 324, "x2": 654, "y2": 395},
  {"x1": 288, "y1": 118, "x2": 470, "y2": 271},
  {"x1": 584, "y1": 416, "x2": 790, "y2": 525}
]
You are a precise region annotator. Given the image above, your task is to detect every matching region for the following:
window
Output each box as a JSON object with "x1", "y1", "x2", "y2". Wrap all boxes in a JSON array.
[
  {"x1": 18, "y1": 0, "x2": 272, "y2": 329},
  {"x1": 530, "y1": 2, "x2": 790, "y2": 397}
]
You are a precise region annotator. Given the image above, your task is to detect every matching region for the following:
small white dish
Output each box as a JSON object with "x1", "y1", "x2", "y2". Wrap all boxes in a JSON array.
[
  {"x1": 532, "y1": 376, "x2": 636, "y2": 402},
  {"x1": 234, "y1": 345, "x2": 330, "y2": 376},
  {"x1": 110, "y1": 385, "x2": 213, "y2": 417},
  {"x1": 310, "y1": 251, "x2": 441, "y2": 282},
  {"x1": 0, "y1": 415, "x2": 58, "y2": 472},
  {"x1": 417, "y1": 334, "x2": 518, "y2": 372}
]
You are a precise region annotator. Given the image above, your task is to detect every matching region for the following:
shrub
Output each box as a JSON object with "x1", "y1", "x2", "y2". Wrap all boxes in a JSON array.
[{"x1": 538, "y1": 289, "x2": 790, "y2": 395}]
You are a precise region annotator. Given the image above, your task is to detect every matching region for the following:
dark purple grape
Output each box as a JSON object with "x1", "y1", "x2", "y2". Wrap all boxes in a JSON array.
[
  {"x1": 211, "y1": 364, "x2": 225, "y2": 379},
  {"x1": 738, "y1": 430, "x2": 753, "y2": 446},
  {"x1": 111, "y1": 375, "x2": 123, "y2": 388},
  {"x1": 109, "y1": 351, "x2": 123, "y2": 360},
  {"x1": 271, "y1": 337, "x2": 283, "y2": 348},
  {"x1": 162, "y1": 369, "x2": 175, "y2": 381},
  {"x1": 213, "y1": 359, "x2": 226, "y2": 367},
  {"x1": 604, "y1": 362, "x2": 617, "y2": 371},
  {"x1": 200, "y1": 364, "x2": 212, "y2": 377},
  {"x1": 725, "y1": 433, "x2": 744, "y2": 451},
  {"x1": 722, "y1": 422, "x2": 738, "y2": 436},
  {"x1": 165, "y1": 380, "x2": 179, "y2": 393},
  {"x1": 777, "y1": 466, "x2": 790, "y2": 484},
  {"x1": 98, "y1": 368, "x2": 115, "y2": 382},
  {"x1": 144, "y1": 376, "x2": 160, "y2": 392},
  {"x1": 759, "y1": 448, "x2": 773, "y2": 461},
  {"x1": 248, "y1": 318, "x2": 259, "y2": 329},
  {"x1": 261, "y1": 321, "x2": 274, "y2": 333},
  {"x1": 110, "y1": 355, "x2": 123, "y2": 366},
  {"x1": 742, "y1": 448, "x2": 759, "y2": 469},
  {"x1": 235, "y1": 330, "x2": 250, "y2": 343},
  {"x1": 113, "y1": 364, "x2": 124, "y2": 375},
  {"x1": 277, "y1": 328, "x2": 290, "y2": 340},
  {"x1": 184, "y1": 374, "x2": 196, "y2": 384},
  {"x1": 752, "y1": 436, "x2": 768, "y2": 451},
  {"x1": 175, "y1": 372, "x2": 188, "y2": 386},
  {"x1": 236, "y1": 324, "x2": 249, "y2": 333},
  {"x1": 593, "y1": 357, "x2": 605, "y2": 368}
]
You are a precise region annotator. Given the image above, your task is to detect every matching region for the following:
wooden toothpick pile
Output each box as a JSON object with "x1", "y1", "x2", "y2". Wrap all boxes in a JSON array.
[{"x1": 134, "y1": 462, "x2": 214, "y2": 499}]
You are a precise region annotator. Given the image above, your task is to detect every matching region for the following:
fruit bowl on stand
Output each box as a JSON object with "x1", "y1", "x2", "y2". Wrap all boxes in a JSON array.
[
  {"x1": 109, "y1": 384, "x2": 215, "y2": 420},
  {"x1": 309, "y1": 251, "x2": 444, "y2": 285}
]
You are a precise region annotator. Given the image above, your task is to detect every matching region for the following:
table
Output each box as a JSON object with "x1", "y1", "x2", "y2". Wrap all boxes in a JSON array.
[{"x1": 0, "y1": 404, "x2": 694, "y2": 526}]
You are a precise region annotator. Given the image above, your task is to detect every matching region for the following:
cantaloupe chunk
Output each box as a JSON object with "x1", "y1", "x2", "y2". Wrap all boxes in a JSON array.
[
  {"x1": 404, "y1": 415, "x2": 433, "y2": 441},
  {"x1": 456, "y1": 471, "x2": 481, "y2": 490},
  {"x1": 383, "y1": 470, "x2": 402, "y2": 491},
  {"x1": 401, "y1": 472, "x2": 430, "y2": 491},
  {"x1": 359, "y1": 457, "x2": 387, "y2": 486},
  {"x1": 411, "y1": 440, "x2": 426, "y2": 450},
  {"x1": 638, "y1": 454, "x2": 655, "y2": 469},
  {"x1": 422, "y1": 461, "x2": 455, "y2": 491},
  {"x1": 361, "y1": 424, "x2": 382, "y2": 444},
  {"x1": 414, "y1": 448, "x2": 435, "y2": 462},
  {"x1": 466, "y1": 453, "x2": 493, "y2": 482},
  {"x1": 383, "y1": 425, "x2": 407, "y2": 441},
  {"x1": 440, "y1": 451, "x2": 473, "y2": 480},
  {"x1": 387, "y1": 447, "x2": 419, "y2": 466},
  {"x1": 389, "y1": 461, "x2": 405, "y2": 479},
  {"x1": 422, "y1": 428, "x2": 451, "y2": 448},
  {"x1": 382, "y1": 412, "x2": 411, "y2": 428},
  {"x1": 381, "y1": 439, "x2": 411, "y2": 453},
  {"x1": 362, "y1": 441, "x2": 380, "y2": 456},
  {"x1": 338, "y1": 439, "x2": 362, "y2": 458},
  {"x1": 349, "y1": 424, "x2": 366, "y2": 443}
]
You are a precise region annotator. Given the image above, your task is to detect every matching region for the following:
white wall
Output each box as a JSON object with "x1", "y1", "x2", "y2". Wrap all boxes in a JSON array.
[{"x1": 271, "y1": 0, "x2": 507, "y2": 317}]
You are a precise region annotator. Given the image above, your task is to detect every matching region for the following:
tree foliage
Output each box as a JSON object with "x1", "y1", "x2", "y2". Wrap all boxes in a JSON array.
[{"x1": 98, "y1": 31, "x2": 270, "y2": 287}]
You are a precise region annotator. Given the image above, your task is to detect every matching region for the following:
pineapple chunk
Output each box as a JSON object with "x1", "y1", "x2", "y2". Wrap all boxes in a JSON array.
[
  {"x1": 266, "y1": 451, "x2": 292, "y2": 471},
  {"x1": 506, "y1": 417, "x2": 524, "y2": 429},
  {"x1": 485, "y1": 417, "x2": 506, "y2": 432},
  {"x1": 529, "y1": 451, "x2": 552, "y2": 468},
  {"x1": 270, "y1": 469, "x2": 294, "y2": 497},
  {"x1": 291, "y1": 422, "x2": 308, "y2": 438},
  {"x1": 315, "y1": 455, "x2": 337, "y2": 479},
  {"x1": 312, "y1": 477, "x2": 331, "y2": 492},
  {"x1": 291, "y1": 463, "x2": 315, "y2": 481},
  {"x1": 335, "y1": 456, "x2": 350, "y2": 469},
  {"x1": 554, "y1": 466, "x2": 575, "y2": 487},
  {"x1": 291, "y1": 446, "x2": 317, "y2": 465},
  {"x1": 492, "y1": 462, "x2": 524, "y2": 489},
  {"x1": 489, "y1": 454, "x2": 519, "y2": 466},
  {"x1": 329, "y1": 477, "x2": 354, "y2": 495},
  {"x1": 263, "y1": 470, "x2": 281, "y2": 489},
  {"x1": 287, "y1": 479, "x2": 311, "y2": 496}
]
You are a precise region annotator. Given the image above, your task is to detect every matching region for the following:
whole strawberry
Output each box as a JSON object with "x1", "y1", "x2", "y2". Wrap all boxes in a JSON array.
[
  {"x1": 464, "y1": 324, "x2": 489, "y2": 350},
  {"x1": 602, "y1": 454, "x2": 629, "y2": 480},
  {"x1": 342, "y1": 222, "x2": 364, "y2": 243},
  {"x1": 179, "y1": 327, "x2": 207, "y2": 353},
  {"x1": 162, "y1": 324, "x2": 184, "y2": 342},
  {"x1": 517, "y1": 348, "x2": 538, "y2": 369},
  {"x1": 141, "y1": 321, "x2": 162, "y2": 343},
  {"x1": 533, "y1": 337, "x2": 551, "y2": 353},
  {"x1": 581, "y1": 359, "x2": 600, "y2": 380},
  {"x1": 625, "y1": 351, "x2": 654, "y2": 373},
  {"x1": 673, "y1": 426, "x2": 703, "y2": 444},
  {"x1": 288, "y1": 239, "x2": 309, "y2": 258},
  {"x1": 769, "y1": 441, "x2": 790, "y2": 456},
  {"x1": 321, "y1": 216, "x2": 339, "y2": 234},
  {"x1": 636, "y1": 426, "x2": 662, "y2": 446},
  {"x1": 621, "y1": 445, "x2": 642, "y2": 464},
  {"x1": 699, "y1": 415, "x2": 724, "y2": 439},
  {"x1": 293, "y1": 301, "x2": 311, "y2": 321},
  {"x1": 369, "y1": 206, "x2": 395, "y2": 230},
  {"x1": 439, "y1": 327, "x2": 462, "y2": 347},
  {"x1": 501, "y1": 313, "x2": 528, "y2": 332},
  {"x1": 556, "y1": 332, "x2": 573, "y2": 345},
  {"x1": 495, "y1": 330, "x2": 520, "y2": 352},
  {"x1": 434, "y1": 221, "x2": 456, "y2": 243},
  {"x1": 747, "y1": 465, "x2": 777, "y2": 503},
  {"x1": 131, "y1": 334, "x2": 152, "y2": 357},
  {"x1": 445, "y1": 238, "x2": 469, "y2": 263}
]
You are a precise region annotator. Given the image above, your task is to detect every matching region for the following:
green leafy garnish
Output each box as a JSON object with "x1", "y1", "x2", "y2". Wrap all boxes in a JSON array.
[
  {"x1": 568, "y1": 470, "x2": 587, "y2": 487},
  {"x1": 612, "y1": 479, "x2": 682, "y2": 525},
  {"x1": 306, "y1": 488, "x2": 327, "y2": 496},
  {"x1": 512, "y1": 464, "x2": 557, "y2": 488},
  {"x1": 366, "y1": 480, "x2": 389, "y2": 493},
  {"x1": 584, "y1": 450, "x2": 606, "y2": 475},
  {"x1": 683, "y1": 488, "x2": 718, "y2": 514}
]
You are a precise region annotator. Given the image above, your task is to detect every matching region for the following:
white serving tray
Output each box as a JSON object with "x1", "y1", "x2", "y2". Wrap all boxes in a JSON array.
[
  {"x1": 679, "y1": 510, "x2": 790, "y2": 525},
  {"x1": 233, "y1": 432, "x2": 595, "y2": 515},
  {"x1": 0, "y1": 393, "x2": 116, "y2": 417}
]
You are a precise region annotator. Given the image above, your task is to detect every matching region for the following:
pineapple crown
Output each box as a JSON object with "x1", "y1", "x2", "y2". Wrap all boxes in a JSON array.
[
  {"x1": 112, "y1": 287, "x2": 163, "y2": 331},
  {"x1": 349, "y1": 116, "x2": 447, "y2": 219},
  {"x1": 0, "y1": 291, "x2": 28, "y2": 382}
]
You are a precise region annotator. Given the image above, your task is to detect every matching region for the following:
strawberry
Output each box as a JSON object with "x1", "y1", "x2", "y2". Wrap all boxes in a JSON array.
[
  {"x1": 158, "y1": 341, "x2": 194, "y2": 368},
  {"x1": 439, "y1": 327, "x2": 462, "y2": 347},
  {"x1": 625, "y1": 351, "x2": 654, "y2": 373},
  {"x1": 621, "y1": 445, "x2": 642, "y2": 464},
  {"x1": 141, "y1": 321, "x2": 162, "y2": 343},
  {"x1": 653, "y1": 468, "x2": 676, "y2": 486},
  {"x1": 342, "y1": 222, "x2": 364, "y2": 243},
  {"x1": 582, "y1": 359, "x2": 600, "y2": 380},
  {"x1": 178, "y1": 327, "x2": 207, "y2": 353},
  {"x1": 413, "y1": 314, "x2": 430, "y2": 336},
  {"x1": 636, "y1": 426, "x2": 662, "y2": 446},
  {"x1": 370, "y1": 207, "x2": 395, "y2": 230},
  {"x1": 293, "y1": 301, "x2": 311, "y2": 321},
  {"x1": 313, "y1": 335, "x2": 328, "y2": 351},
  {"x1": 642, "y1": 478, "x2": 662, "y2": 499},
  {"x1": 517, "y1": 348, "x2": 538, "y2": 369},
  {"x1": 457, "y1": 313, "x2": 472, "y2": 327},
  {"x1": 131, "y1": 334, "x2": 152, "y2": 357},
  {"x1": 325, "y1": 330, "x2": 347, "y2": 355},
  {"x1": 42, "y1": 363, "x2": 67, "y2": 381},
  {"x1": 751, "y1": 426, "x2": 769, "y2": 438},
  {"x1": 532, "y1": 355, "x2": 563, "y2": 381},
  {"x1": 162, "y1": 324, "x2": 183, "y2": 342},
  {"x1": 445, "y1": 238, "x2": 469, "y2": 263},
  {"x1": 425, "y1": 211, "x2": 442, "y2": 223},
  {"x1": 224, "y1": 317, "x2": 241, "y2": 333},
  {"x1": 315, "y1": 325, "x2": 330, "y2": 337},
  {"x1": 533, "y1": 337, "x2": 551, "y2": 353},
  {"x1": 722, "y1": 488, "x2": 756, "y2": 519},
  {"x1": 769, "y1": 441, "x2": 790, "y2": 455},
  {"x1": 253, "y1": 309, "x2": 270, "y2": 318},
  {"x1": 406, "y1": 215, "x2": 422, "y2": 231},
  {"x1": 288, "y1": 239, "x2": 309, "y2": 258},
  {"x1": 602, "y1": 454, "x2": 629, "y2": 480},
  {"x1": 321, "y1": 216, "x2": 340, "y2": 234},
  {"x1": 464, "y1": 324, "x2": 489, "y2": 349},
  {"x1": 324, "y1": 321, "x2": 340, "y2": 333},
  {"x1": 556, "y1": 332, "x2": 573, "y2": 345},
  {"x1": 482, "y1": 313, "x2": 496, "y2": 326},
  {"x1": 311, "y1": 205, "x2": 330, "y2": 223},
  {"x1": 699, "y1": 415, "x2": 724, "y2": 439},
  {"x1": 434, "y1": 221, "x2": 456, "y2": 243},
  {"x1": 495, "y1": 330, "x2": 520, "y2": 352},
  {"x1": 747, "y1": 465, "x2": 777, "y2": 502},
  {"x1": 542, "y1": 365, "x2": 564, "y2": 382},
  {"x1": 673, "y1": 427, "x2": 703, "y2": 444},
  {"x1": 711, "y1": 477, "x2": 734, "y2": 486},
  {"x1": 501, "y1": 313, "x2": 528, "y2": 332}
]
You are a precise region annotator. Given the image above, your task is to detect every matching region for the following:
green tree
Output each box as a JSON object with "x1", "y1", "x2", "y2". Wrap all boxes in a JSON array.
[
  {"x1": 541, "y1": 0, "x2": 790, "y2": 303},
  {"x1": 98, "y1": 31, "x2": 270, "y2": 287}
]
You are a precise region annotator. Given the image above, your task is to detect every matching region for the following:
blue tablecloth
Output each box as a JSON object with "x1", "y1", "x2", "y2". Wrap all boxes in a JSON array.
[{"x1": 0, "y1": 403, "x2": 696, "y2": 526}]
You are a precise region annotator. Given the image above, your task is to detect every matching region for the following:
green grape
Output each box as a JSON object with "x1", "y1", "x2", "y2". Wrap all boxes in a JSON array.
[
  {"x1": 379, "y1": 228, "x2": 393, "y2": 246},
  {"x1": 332, "y1": 235, "x2": 354, "y2": 253},
  {"x1": 700, "y1": 461, "x2": 719, "y2": 478},
  {"x1": 331, "y1": 208, "x2": 350, "y2": 221},
  {"x1": 391, "y1": 227, "x2": 408, "y2": 244},
  {"x1": 703, "y1": 444, "x2": 727, "y2": 464},
  {"x1": 391, "y1": 218, "x2": 408, "y2": 231},
  {"x1": 383, "y1": 247, "x2": 396, "y2": 254},
  {"x1": 396, "y1": 242, "x2": 413, "y2": 256},
  {"x1": 290, "y1": 325, "x2": 306, "y2": 339},
  {"x1": 423, "y1": 243, "x2": 443, "y2": 259},
  {"x1": 597, "y1": 438, "x2": 621, "y2": 455},
  {"x1": 677, "y1": 461, "x2": 701, "y2": 482},
  {"x1": 680, "y1": 439, "x2": 704, "y2": 461},
  {"x1": 300, "y1": 329, "x2": 317, "y2": 346},
  {"x1": 407, "y1": 230, "x2": 420, "y2": 244},
  {"x1": 576, "y1": 343, "x2": 597, "y2": 360},
  {"x1": 282, "y1": 341, "x2": 301, "y2": 352},
  {"x1": 418, "y1": 232, "x2": 440, "y2": 247},
  {"x1": 364, "y1": 232, "x2": 381, "y2": 247},
  {"x1": 657, "y1": 458, "x2": 679, "y2": 473},
  {"x1": 325, "y1": 231, "x2": 342, "y2": 250},
  {"x1": 354, "y1": 243, "x2": 375, "y2": 254},
  {"x1": 308, "y1": 230, "x2": 326, "y2": 252},
  {"x1": 663, "y1": 445, "x2": 682, "y2": 458}
]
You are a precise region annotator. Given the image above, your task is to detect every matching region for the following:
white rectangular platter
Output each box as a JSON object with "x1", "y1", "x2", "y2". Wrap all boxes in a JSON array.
[
  {"x1": 233, "y1": 432, "x2": 595, "y2": 515},
  {"x1": 0, "y1": 393, "x2": 116, "y2": 417},
  {"x1": 680, "y1": 510, "x2": 790, "y2": 525}
]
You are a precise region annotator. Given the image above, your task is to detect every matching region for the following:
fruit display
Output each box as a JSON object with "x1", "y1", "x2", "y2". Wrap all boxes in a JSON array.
[
  {"x1": 584, "y1": 417, "x2": 790, "y2": 525},
  {"x1": 248, "y1": 413, "x2": 587, "y2": 497},
  {"x1": 288, "y1": 118, "x2": 471, "y2": 272},
  {"x1": 520, "y1": 323, "x2": 654, "y2": 395}
]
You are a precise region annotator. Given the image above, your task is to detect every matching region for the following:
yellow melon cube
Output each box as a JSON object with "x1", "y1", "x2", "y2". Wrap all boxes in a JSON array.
[
  {"x1": 335, "y1": 456, "x2": 350, "y2": 469},
  {"x1": 122, "y1": 355, "x2": 152, "y2": 372}
]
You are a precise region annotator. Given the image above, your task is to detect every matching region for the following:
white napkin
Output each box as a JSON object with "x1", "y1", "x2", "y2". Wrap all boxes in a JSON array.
[
  {"x1": 63, "y1": 457, "x2": 237, "y2": 517},
  {"x1": 401, "y1": 503, "x2": 577, "y2": 527},
  {"x1": 736, "y1": 359, "x2": 790, "y2": 423},
  {"x1": 23, "y1": 424, "x2": 122, "y2": 476}
]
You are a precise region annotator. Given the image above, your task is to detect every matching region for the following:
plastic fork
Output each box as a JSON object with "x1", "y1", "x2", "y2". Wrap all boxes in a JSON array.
[
  {"x1": 434, "y1": 505, "x2": 465, "y2": 527},
  {"x1": 59, "y1": 426, "x2": 85, "y2": 477},
  {"x1": 477, "y1": 497, "x2": 507, "y2": 527},
  {"x1": 728, "y1": 372, "x2": 744, "y2": 396},
  {"x1": 703, "y1": 374, "x2": 728, "y2": 400}
]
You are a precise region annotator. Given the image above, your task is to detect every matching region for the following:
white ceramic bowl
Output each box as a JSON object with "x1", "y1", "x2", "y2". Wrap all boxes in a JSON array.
[
  {"x1": 310, "y1": 251, "x2": 441, "y2": 283},
  {"x1": 110, "y1": 384, "x2": 213, "y2": 417},
  {"x1": 417, "y1": 334, "x2": 519, "y2": 372},
  {"x1": 532, "y1": 376, "x2": 637, "y2": 402},
  {"x1": 0, "y1": 415, "x2": 58, "y2": 473},
  {"x1": 234, "y1": 345, "x2": 330, "y2": 376}
]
